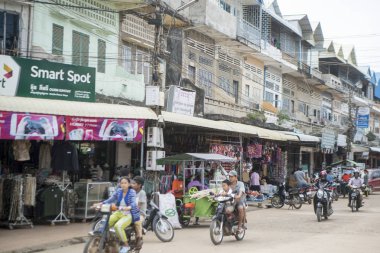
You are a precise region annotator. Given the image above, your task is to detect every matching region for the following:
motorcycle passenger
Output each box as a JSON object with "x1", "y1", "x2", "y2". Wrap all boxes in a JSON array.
[
  {"x1": 100, "y1": 177, "x2": 140, "y2": 253},
  {"x1": 326, "y1": 170, "x2": 335, "y2": 183},
  {"x1": 348, "y1": 171, "x2": 364, "y2": 207},
  {"x1": 313, "y1": 170, "x2": 331, "y2": 213},
  {"x1": 218, "y1": 179, "x2": 233, "y2": 196},
  {"x1": 131, "y1": 176, "x2": 146, "y2": 250},
  {"x1": 228, "y1": 170, "x2": 246, "y2": 232},
  {"x1": 294, "y1": 168, "x2": 310, "y2": 188}
]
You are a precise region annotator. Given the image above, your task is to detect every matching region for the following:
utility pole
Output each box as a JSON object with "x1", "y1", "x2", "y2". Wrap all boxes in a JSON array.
[{"x1": 346, "y1": 89, "x2": 354, "y2": 159}]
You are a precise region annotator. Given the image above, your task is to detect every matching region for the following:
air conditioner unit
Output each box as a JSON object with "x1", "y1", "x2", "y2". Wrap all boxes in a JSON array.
[
  {"x1": 147, "y1": 127, "x2": 164, "y2": 148},
  {"x1": 146, "y1": 150, "x2": 165, "y2": 171}
]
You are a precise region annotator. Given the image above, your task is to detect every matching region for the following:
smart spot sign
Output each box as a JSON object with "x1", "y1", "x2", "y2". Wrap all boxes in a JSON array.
[{"x1": 0, "y1": 55, "x2": 96, "y2": 102}]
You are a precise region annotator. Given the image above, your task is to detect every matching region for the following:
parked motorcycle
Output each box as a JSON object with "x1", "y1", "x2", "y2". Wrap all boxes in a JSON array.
[
  {"x1": 327, "y1": 183, "x2": 339, "y2": 202},
  {"x1": 314, "y1": 184, "x2": 334, "y2": 222},
  {"x1": 271, "y1": 183, "x2": 303, "y2": 209},
  {"x1": 299, "y1": 186, "x2": 315, "y2": 205},
  {"x1": 349, "y1": 185, "x2": 363, "y2": 212},
  {"x1": 85, "y1": 204, "x2": 140, "y2": 253},
  {"x1": 143, "y1": 198, "x2": 174, "y2": 242},
  {"x1": 209, "y1": 195, "x2": 245, "y2": 245}
]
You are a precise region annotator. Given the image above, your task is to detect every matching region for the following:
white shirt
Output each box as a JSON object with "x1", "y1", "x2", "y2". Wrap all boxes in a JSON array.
[{"x1": 349, "y1": 177, "x2": 363, "y2": 188}]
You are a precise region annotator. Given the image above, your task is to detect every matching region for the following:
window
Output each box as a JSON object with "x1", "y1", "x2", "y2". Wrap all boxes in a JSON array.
[
  {"x1": 220, "y1": 0, "x2": 231, "y2": 13},
  {"x1": 188, "y1": 65, "x2": 196, "y2": 82},
  {"x1": 219, "y1": 76, "x2": 230, "y2": 93},
  {"x1": 233, "y1": 80, "x2": 239, "y2": 103},
  {"x1": 283, "y1": 98, "x2": 290, "y2": 112},
  {"x1": 52, "y1": 24, "x2": 64, "y2": 55},
  {"x1": 291, "y1": 100, "x2": 295, "y2": 113},
  {"x1": 72, "y1": 31, "x2": 89, "y2": 66},
  {"x1": 199, "y1": 69, "x2": 213, "y2": 97},
  {"x1": 0, "y1": 11, "x2": 19, "y2": 55},
  {"x1": 97, "y1": 39, "x2": 106, "y2": 73},
  {"x1": 123, "y1": 45, "x2": 132, "y2": 73},
  {"x1": 274, "y1": 94, "x2": 279, "y2": 108},
  {"x1": 265, "y1": 91, "x2": 273, "y2": 103},
  {"x1": 245, "y1": 84, "x2": 250, "y2": 97},
  {"x1": 136, "y1": 50, "x2": 143, "y2": 74}
]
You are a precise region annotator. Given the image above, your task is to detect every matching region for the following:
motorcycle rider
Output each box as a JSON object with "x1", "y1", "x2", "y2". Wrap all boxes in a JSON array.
[
  {"x1": 348, "y1": 170, "x2": 364, "y2": 207},
  {"x1": 294, "y1": 167, "x2": 310, "y2": 188},
  {"x1": 228, "y1": 170, "x2": 246, "y2": 233},
  {"x1": 313, "y1": 170, "x2": 332, "y2": 213},
  {"x1": 131, "y1": 176, "x2": 146, "y2": 250}
]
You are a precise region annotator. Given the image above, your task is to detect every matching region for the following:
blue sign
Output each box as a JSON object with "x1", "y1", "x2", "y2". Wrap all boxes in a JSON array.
[{"x1": 357, "y1": 107, "x2": 370, "y2": 128}]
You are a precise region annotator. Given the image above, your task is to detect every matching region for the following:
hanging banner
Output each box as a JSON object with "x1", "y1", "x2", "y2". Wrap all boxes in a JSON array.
[
  {"x1": 0, "y1": 111, "x2": 65, "y2": 140},
  {"x1": 357, "y1": 107, "x2": 370, "y2": 128},
  {"x1": 166, "y1": 86, "x2": 196, "y2": 116},
  {"x1": 66, "y1": 116, "x2": 144, "y2": 142},
  {"x1": 0, "y1": 55, "x2": 96, "y2": 102}
]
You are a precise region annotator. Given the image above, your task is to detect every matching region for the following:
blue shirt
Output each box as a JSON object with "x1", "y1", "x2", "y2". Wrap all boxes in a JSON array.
[
  {"x1": 326, "y1": 174, "x2": 334, "y2": 183},
  {"x1": 102, "y1": 188, "x2": 140, "y2": 223}
]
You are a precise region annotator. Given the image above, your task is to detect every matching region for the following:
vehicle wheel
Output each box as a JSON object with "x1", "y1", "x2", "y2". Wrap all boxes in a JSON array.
[
  {"x1": 307, "y1": 198, "x2": 312, "y2": 205},
  {"x1": 271, "y1": 195, "x2": 284, "y2": 209},
  {"x1": 180, "y1": 217, "x2": 191, "y2": 227},
  {"x1": 153, "y1": 217, "x2": 174, "y2": 242},
  {"x1": 210, "y1": 220, "x2": 223, "y2": 245},
  {"x1": 83, "y1": 237, "x2": 101, "y2": 253},
  {"x1": 365, "y1": 190, "x2": 369, "y2": 197},
  {"x1": 316, "y1": 208, "x2": 322, "y2": 222},
  {"x1": 351, "y1": 200, "x2": 356, "y2": 212},
  {"x1": 235, "y1": 228, "x2": 245, "y2": 241},
  {"x1": 292, "y1": 196, "x2": 303, "y2": 209},
  {"x1": 369, "y1": 186, "x2": 373, "y2": 195},
  {"x1": 334, "y1": 193, "x2": 339, "y2": 201}
]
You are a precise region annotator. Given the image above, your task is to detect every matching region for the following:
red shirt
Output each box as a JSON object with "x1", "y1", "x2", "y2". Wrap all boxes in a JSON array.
[{"x1": 342, "y1": 174, "x2": 350, "y2": 182}]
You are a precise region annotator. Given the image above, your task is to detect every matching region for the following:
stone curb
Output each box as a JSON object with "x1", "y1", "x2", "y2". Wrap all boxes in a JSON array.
[{"x1": 2, "y1": 236, "x2": 89, "y2": 253}]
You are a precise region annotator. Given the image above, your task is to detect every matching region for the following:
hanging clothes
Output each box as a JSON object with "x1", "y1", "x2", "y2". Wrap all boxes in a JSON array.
[
  {"x1": 12, "y1": 141, "x2": 31, "y2": 161},
  {"x1": 39, "y1": 142, "x2": 52, "y2": 170},
  {"x1": 51, "y1": 142, "x2": 79, "y2": 173},
  {"x1": 247, "y1": 144, "x2": 263, "y2": 159}
]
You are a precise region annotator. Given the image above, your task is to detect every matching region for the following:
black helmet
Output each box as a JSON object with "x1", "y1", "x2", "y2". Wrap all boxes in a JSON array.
[{"x1": 133, "y1": 176, "x2": 145, "y2": 186}]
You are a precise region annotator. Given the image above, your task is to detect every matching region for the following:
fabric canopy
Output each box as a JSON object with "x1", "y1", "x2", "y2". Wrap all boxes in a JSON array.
[
  {"x1": 328, "y1": 160, "x2": 361, "y2": 168},
  {"x1": 156, "y1": 153, "x2": 237, "y2": 165},
  {"x1": 283, "y1": 132, "x2": 320, "y2": 143},
  {"x1": 370, "y1": 147, "x2": 380, "y2": 153},
  {"x1": 0, "y1": 96, "x2": 157, "y2": 119}
]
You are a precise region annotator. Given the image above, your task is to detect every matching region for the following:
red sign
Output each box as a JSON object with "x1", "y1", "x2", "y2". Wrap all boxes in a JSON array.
[
  {"x1": 0, "y1": 111, "x2": 65, "y2": 140},
  {"x1": 66, "y1": 116, "x2": 145, "y2": 142}
]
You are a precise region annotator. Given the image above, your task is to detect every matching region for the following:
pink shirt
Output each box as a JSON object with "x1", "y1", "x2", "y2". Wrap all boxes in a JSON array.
[{"x1": 250, "y1": 172, "x2": 260, "y2": 186}]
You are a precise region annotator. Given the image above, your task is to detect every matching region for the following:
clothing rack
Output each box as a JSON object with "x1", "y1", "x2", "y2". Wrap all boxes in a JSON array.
[{"x1": 50, "y1": 171, "x2": 71, "y2": 225}]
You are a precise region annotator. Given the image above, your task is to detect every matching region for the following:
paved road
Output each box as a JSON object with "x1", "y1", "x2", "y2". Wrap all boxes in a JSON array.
[{"x1": 45, "y1": 193, "x2": 380, "y2": 253}]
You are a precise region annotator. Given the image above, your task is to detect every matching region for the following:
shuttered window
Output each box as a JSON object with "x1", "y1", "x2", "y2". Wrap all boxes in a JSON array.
[
  {"x1": 52, "y1": 24, "x2": 63, "y2": 55},
  {"x1": 72, "y1": 31, "x2": 89, "y2": 66},
  {"x1": 97, "y1": 39, "x2": 106, "y2": 73}
]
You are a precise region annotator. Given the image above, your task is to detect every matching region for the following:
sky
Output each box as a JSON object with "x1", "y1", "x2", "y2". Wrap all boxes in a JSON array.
[{"x1": 276, "y1": 0, "x2": 380, "y2": 72}]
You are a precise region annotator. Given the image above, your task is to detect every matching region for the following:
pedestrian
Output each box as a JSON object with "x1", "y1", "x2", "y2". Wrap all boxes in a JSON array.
[{"x1": 249, "y1": 169, "x2": 261, "y2": 192}]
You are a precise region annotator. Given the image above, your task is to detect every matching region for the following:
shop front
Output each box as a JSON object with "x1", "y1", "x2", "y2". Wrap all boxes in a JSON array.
[{"x1": 0, "y1": 96, "x2": 156, "y2": 228}]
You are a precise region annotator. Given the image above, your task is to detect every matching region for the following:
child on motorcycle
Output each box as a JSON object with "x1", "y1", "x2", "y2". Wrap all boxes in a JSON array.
[
  {"x1": 98, "y1": 177, "x2": 141, "y2": 253},
  {"x1": 218, "y1": 179, "x2": 233, "y2": 196}
]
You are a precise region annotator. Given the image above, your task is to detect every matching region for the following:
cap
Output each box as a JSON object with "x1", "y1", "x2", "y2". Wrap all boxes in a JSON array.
[{"x1": 228, "y1": 170, "x2": 238, "y2": 177}]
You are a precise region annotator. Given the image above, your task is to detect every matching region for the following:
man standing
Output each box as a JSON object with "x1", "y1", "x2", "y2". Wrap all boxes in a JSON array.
[
  {"x1": 228, "y1": 170, "x2": 246, "y2": 232},
  {"x1": 131, "y1": 176, "x2": 147, "y2": 250},
  {"x1": 294, "y1": 168, "x2": 310, "y2": 188}
]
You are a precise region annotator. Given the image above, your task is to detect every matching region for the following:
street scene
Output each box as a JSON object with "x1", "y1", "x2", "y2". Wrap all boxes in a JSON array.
[{"x1": 1, "y1": 0, "x2": 380, "y2": 253}]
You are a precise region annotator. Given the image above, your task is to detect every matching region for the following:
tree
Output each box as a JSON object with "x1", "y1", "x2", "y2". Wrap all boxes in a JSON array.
[
  {"x1": 247, "y1": 111, "x2": 266, "y2": 123},
  {"x1": 366, "y1": 131, "x2": 376, "y2": 142}
]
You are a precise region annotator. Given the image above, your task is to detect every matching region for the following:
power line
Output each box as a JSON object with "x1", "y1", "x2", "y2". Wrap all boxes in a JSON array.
[{"x1": 30, "y1": 0, "x2": 119, "y2": 13}]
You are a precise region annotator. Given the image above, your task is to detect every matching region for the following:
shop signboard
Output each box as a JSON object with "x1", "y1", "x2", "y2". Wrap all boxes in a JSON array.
[
  {"x1": 166, "y1": 86, "x2": 196, "y2": 116},
  {"x1": 66, "y1": 116, "x2": 145, "y2": 142},
  {"x1": 337, "y1": 134, "x2": 347, "y2": 147},
  {"x1": 0, "y1": 111, "x2": 65, "y2": 140},
  {"x1": 321, "y1": 131, "x2": 335, "y2": 149},
  {"x1": 0, "y1": 55, "x2": 96, "y2": 102},
  {"x1": 357, "y1": 107, "x2": 370, "y2": 128}
]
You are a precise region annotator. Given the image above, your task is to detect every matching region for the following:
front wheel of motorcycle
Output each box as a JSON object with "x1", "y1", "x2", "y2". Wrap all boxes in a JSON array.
[
  {"x1": 83, "y1": 237, "x2": 101, "y2": 253},
  {"x1": 210, "y1": 220, "x2": 224, "y2": 245},
  {"x1": 153, "y1": 217, "x2": 174, "y2": 242},
  {"x1": 351, "y1": 199, "x2": 356, "y2": 212},
  {"x1": 316, "y1": 207, "x2": 322, "y2": 222},
  {"x1": 271, "y1": 195, "x2": 284, "y2": 209},
  {"x1": 235, "y1": 228, "x2": 245, "y2": 241},
  {"x1": 292, "y1": 196, "x2": 303, "y2": 209}
]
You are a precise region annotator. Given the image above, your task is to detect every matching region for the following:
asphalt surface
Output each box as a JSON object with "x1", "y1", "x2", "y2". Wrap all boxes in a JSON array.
[{"x1": 43, "y1": 193, "x2": 380, "y2": 253}]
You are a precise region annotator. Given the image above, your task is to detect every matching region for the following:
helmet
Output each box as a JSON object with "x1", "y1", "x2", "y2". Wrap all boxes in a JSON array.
[
  {"x1": 353, "y1": 169, "x2": 360, "y2": 176},
  {"x1": 319, "y1": 170, "x2": 327, "y2": 177}
]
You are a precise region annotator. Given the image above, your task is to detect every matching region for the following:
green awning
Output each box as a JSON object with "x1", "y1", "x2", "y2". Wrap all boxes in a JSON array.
[{"x1": 328, "y1": 160, "x2": 360, "y2": 168}]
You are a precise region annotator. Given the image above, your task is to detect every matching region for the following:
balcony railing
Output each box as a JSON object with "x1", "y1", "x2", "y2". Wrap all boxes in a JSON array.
[
  {"x1": 237, "y1": 19, "x2": 261, "y2": 47},
  {"x1": 282, "y1": 52, "x2": 298, "y2": 66},
  {"x1": 122, "y1": 14, "x2": 155, "y2": 45},
  {"x1": 311, "y1": 68, "x2": 323, "y2": 80},
  {"x1": 298, "y1": 61, "x2": 311, "y2": 75}
]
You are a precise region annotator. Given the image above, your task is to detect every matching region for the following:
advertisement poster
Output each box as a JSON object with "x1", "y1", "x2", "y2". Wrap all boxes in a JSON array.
[
  {"x1": 66, "y1": 116, "x2": 145, "y2": 142},
  {"x1": 0, "y1": 111, "x2": 65, "y2": 140},
  {"x1": 0, "y1": 55, "x2": 96, "y2": 102},
  {"x1": 357, "y1": 107, "x2": 370, "y2": 128}
]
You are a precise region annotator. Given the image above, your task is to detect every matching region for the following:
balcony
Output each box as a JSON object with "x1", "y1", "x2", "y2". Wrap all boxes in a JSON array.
[
  {"x1": 237, "y1": 19, "x2": 261, "y2": 50},
  {"x1": 188, "y1": 0, "x2": 237, "y2": 40},
  {"x1": 321, "y1": 74, "x2": 347, "y2": 95},
  {"x1": 260, "y1": 40, "x2": 298, "y2": 72},
  {"x1": 121, "y1": 14, "x2": 155, "y2": 47}
]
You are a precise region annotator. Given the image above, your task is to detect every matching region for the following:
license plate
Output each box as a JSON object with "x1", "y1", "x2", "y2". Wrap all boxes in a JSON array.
[
  {"x1": 351, "y1": 193, "x2": 357, "y2": 197},
  {"x1": 299, "y1": 194, "x2": 304, "y2": 198}
]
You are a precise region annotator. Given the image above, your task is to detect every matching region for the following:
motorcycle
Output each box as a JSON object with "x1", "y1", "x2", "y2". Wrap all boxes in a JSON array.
[
  {"x1": 209, "y1": 195, "x2": 245, "y2": 245},
  {"x1": 349, "y1": 185, "x2": 363, "y2": 212},
  {"x1": 143, "y1": 198, "x2": 175, "y2": 242},
  {"x1": 85, "y1": 204, "x2": 140, "y2": 253},
  {"x1": 314, "y1": 184, "x2": 334, "y2": 222},
  {"x1": 338, "y1": 181, "x2": 349, "y2": 198},
  {"x1": 362, "y1": 184, "x2": 371, "y2": 197},
  {"x1": 299, "y1": 185, "x2": 315, "y2": 205},
  {"x1": 271, "y1": 183, "x2": 303, "y2": 209},
  {"x1": 327, "y1": 182, "x2": 339, "y2": 202}
]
